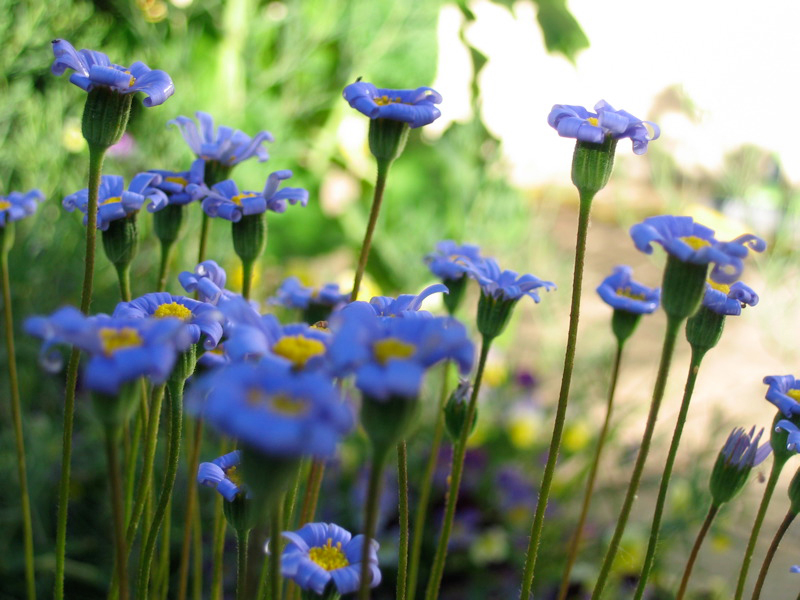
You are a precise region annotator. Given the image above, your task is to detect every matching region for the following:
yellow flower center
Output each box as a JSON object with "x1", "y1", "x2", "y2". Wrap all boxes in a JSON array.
[
  {"x1": 374, "y1": 95, "x2": 404, "y2": 106},
  {"x1": 788, "y1": 389, "x2": 800, "y2": 402},
  {"x1": 231, "y1": 192, "x2": 259, "y2": 206},
  {"x1": 272, "y1": 335, "x2": 326, "y2": 368},
  {"x1": 308, "y1": 538, "x2": 349, "y2": 571},
  {"x1": 165, "y1": 176, "x2": 188, "y2": 186},
  {"x1": 373, "y1": 337, "x2": 416, "y2": 365},
  {"x1": 681, "y1": 236, "x2": 711, "y2": 250},
  {"x1": 225, "y1": 465, "x2": 243, "y2": 487},
  {"x1": 99, "y1": 327, "x2": 143, "y2": 356},
  {"x1": 101, "y1": 196, "x2": 122, "y2": 206},
  {"x1": 123, "y1": 69, "x2": 136, "y2": 87},
  {"x1": 153, "y1": 302, "x2": 193, "y2": 320},
  {"x1": 587, "y1": 117, "x2": 599, "y2": 126},
  {"x1": 616, "y1": 286, "x2": 646, "y2": 301},
  {"x1": 247, "y1": 389, "x2": 310, "y2": 416},
  {"x1": 707, "y1": 280, "x2": 730, "y2": 294},
  {"x1": 0, "y1": 200, "x2": 11, "y2": 211}
]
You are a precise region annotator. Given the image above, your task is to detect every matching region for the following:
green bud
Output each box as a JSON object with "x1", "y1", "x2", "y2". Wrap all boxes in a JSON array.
[
  {"x1": 660, "y1": 254, "x2": 708, "y2": 320},
  {"x1": 92, "y1": 380, "x2": 140, "y2": 427},
  {"x1": 443, "y1": 276, "x2": 468, "y2": 316},
  {"x1": 82, "y1": 87, "x2": 133, "y2": 150},
  {"x1": 444, "y1": 379, "x2": 477, "y2": 442},
  {"x1": 611, "y1": 309, "x2": 641, "y2": 344},
  {"x1": 102, "y1": 214, "x2": 139, "y2": 271},
  {"x1": 0, "y1": 223, "x2": 14, "y2": 254},
  {"x1": 476, "y1": 292, "x2": 516, "y2": 340},
  {"x1": 686, "y1": 306, "x2": 726, "y2": 352},
  {"x1": 361, "y1": 395, "x2": 420, "y2": 462},
  {"x1": 368, "y1": 118, "x2": 409, "y2": 164},
  {"x1": 153, "y1": 203, "x2": 186, "y2": 246},
  {"x1": 169, "y1": 345, "x2": 197, "y2": 386},
  {"x1": 571, "y1": 135, "x2": 617, "y2": 196},
  {"x1": 223, "y1": 493, "x2": 257, "y2": 533},
  {"x1": 232, "y1": 212, "x2": 267, "y2": 265},
  {"x1": 709, "y1": 426, "x2": 767, "y2": 506}
]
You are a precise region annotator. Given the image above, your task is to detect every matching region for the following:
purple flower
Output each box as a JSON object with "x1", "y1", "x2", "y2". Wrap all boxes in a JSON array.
[
  {"x1": 197, "y1": 450, "x2": 246, "y2": 501},
  {"x1": 701, "y1": 281, "x2": 758, "y2": 316},
  {"x1": 63, "y1": 173, "x2": 166, "y2": 230},
  {"x1": 201, "y1": 171, "x2": 308, "y2": 222},
  {"x1": 424, "y1": 240, "x2": 483, "y2": 281},
  {"x1": 269, "y1": 277, "x2": 349, "y2": 312},
  {"x1": 51, "y1": 39, "x2": 174, "y2": 107},
  {"x1": 547, "y1": 100, "x2": 659, "y2": 155},
  {"x1": 0, "y1": 189, "x2": 44, "y2": 227},
  {"x1": 343, "y1": 81, "x2": 442, "y2": 128},
  {"x1": 764, "y1": 375, "x2": 800, "y2": 418},
  {"x1": 146, "y1": 159, "x2": 208, "y2": 210},
  {"x1": 368, "y1": 284, "x2": 448, "y2": 318},
  {"x1": 596, "y1": 266, "x2": 660, "y2": 314},
  {"x1": 168, "y1": 111, "x2": 273, "y2": 167},
  {"x1": 179, "y1": 260, "x2": 237, "y2": 306},
  {"x1": 464, "y1": 257, "x2": 555, "y2": 303}
]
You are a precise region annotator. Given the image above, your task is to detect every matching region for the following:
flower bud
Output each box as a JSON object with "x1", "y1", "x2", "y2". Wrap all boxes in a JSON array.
[
  {"x1": 709, "y1": 426, "x2": 770, "y2": 506},
  {"x1": 571, "y1": 136, "x2": 617, "y2": 196},
  {"x1": 443, "y1": 276, "x2": 468, "y2": 316},
  {"x1": 476, "y1": 292, "x2": 516, "y2": 340},
  {"x1": 660, "y1": 255, "x2": 708, "y2": 320},
  {"x1": 82, "y1": 86, "x2": 133, "y2": 150},
  {"x1": 686, "y1": 305, "x2": 726, "y2": 352},
  {"x1": 368, "y1": 118, "x2": 409, "y2": 164},
  {"x1": 444, "y1": 379, "x2": 476, "y2": 442},
  {"x1": 223, "y1": 493, "x2": 257, "y2": 533},
  {"x1": 102, "y1": 214, "x2": 139, "y2": 272},
  {"x1": 153, "y1": 203, "x2": 186, "y2": 246},
  {"x1": 611, "y1": 309, "x2": 641, "y2": 344},
  {"x1": 232, "y1": 212, "x2": 267, "y2": 266}
]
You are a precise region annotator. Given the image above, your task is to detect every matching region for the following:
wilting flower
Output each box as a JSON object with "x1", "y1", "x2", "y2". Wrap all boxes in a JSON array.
[
  {"x1": 201, "y1": 171, "x2": 308, "y2": 222},
  {"x1": 63, "y1": 173, "x2": 166, "y2": 230},
  {"x1": 764, "y1": 375, "x2": 800, "y2": 418},
  {"x1": 343, "y1": 81, "x2": 442, "y2": 128},
  {"x1": 368, "y1": 284, "x2": 447, "y2": 318},
  {"x1": 425, "y1": 240, "x2": 483, "y2": 281},
  {"x1": 279, "y1": 522, "x2": 380, "y2": 595},
  {"x1": 168, "y1": 111, "x2": 273, "y2": 166},
  {"x1": 709, "y1": 426, "x2": 771, "y2": 505},
  {"x1": 198, "y1": 450, "x2": 246, "y2": 501},
  {"x1": 0, "y1": 189, "x2": 44, "y2": 227},
  {"x1": 630, "y1": 215, "x2": 766, "y2": 284},
  {"x1": 464, "y1": 257, "x2": 555, "y2": 303},
  {"x1": 147, "y1": 159, "x2": 208, "y2": 210},
  {"x1": 270, "y1": 277, "x2": 349, "y2": 312},
  {"x1": 179, "y1": 260, "x2": 237, "y2": 306},
  {"x1": 51, "y1": 39, "x2": 174, "y2": 107},
  {"x1": 596, "y1": 266, "x2": 660, "y2": 314},
  {"x1": 547, "y1": 100, "x2": 659, "y2": 155},
  {"x1": 701, "y1": 280, "x2": 758, "y2": 316}
]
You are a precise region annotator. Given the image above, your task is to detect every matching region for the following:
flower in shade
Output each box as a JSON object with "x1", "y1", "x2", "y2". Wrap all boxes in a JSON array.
[
  {"x1": 279, "y1": 522, "x2": 380, "y2": 595},
  {"x1": 596, "y1": 266, "x2": 660, "y2": 314},
  {"x1": 63, "y1": 173, "x2": 166, "y2": 230},
  {"x1": 201, "y1": 171, "x2": 308, "y2": 222},
  {"x1": 701, "y1": 280, "x2": 758, "y2": 316},
  {"x1": 764, "y1": 375, "x2": 800, "y2": 418},
  {"x1": 111, "y1": 292, "x2": 224, "y2": 351},
  {"x1": 463, "y1": 257, "x2": 555, "y2": 303},
  {"x1": 424, "y1": 240, "x2": 483, "y2": 281},
  {"x1": 24, "y1": 307, "x2": 193, "y2": 394},
  {"x1": 0, "y1": 189, "x2": 44, "y2": 227},
  {"x1": 368, "y1": 283, "x2": 447, "y2": 318},
  {"x1": 269, "y1": 276, "x2": 349, "y2": 312},
  {"x1": 547, "y1": 100, "x2": 660, "y2": 155},
  {"x1": 146, "y1": 159, "x2": 208, "y2": 210},
  {"x1": 51, "y1": 39, "x2": 174, "y2": 107},
  {"x1": 709, "y1": 426, "x2": 771, "y2": 505},
  {"x1": 630, "y1": 215, "x2": 766, "y2": 284},
  {"x1": 168, "y1": 111, "x2": 273, "y2": 166},
  {"x1": 343, "y1": 81, "x2": 442, "y2": 128},
  {"x1": 197, "y1": 450, "x2": 246, "y2": 501},
  {"x1": 187, "y1": 360, "x2": 353, "y2": 458}
]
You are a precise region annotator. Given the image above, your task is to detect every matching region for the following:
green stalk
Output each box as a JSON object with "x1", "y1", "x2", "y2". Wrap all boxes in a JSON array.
[
  {"x1": 105, "y1": 425, "x2": 129, "y2": 600},
  {"x1": 210, "y1": 492, "x2": 227, "y2": 600},
  {"x1": 590, "y1": 314, "x2": 683, "y2": 599},
  {"x1": 157, "y1": 241, "x2": 174, "y2": 292},
  {"x1": 242, "y1": 259, "x2": 254, "y2": 300},
  {"x1": 358, "y1": 452, "x2": 390, "y2": 600},
  {"x1": 156, "y1": 497, "x2": 172, "y2": 600},
  {"x1": 350, "y1": 160, "x2": 389, "y2": 301},
  {"x1": 236, "y1": 528, "x2": 251, "y2": 600},
  {"x1": 192, "y1": 508, "x2": 203, "y2": 600},
  {"x1": 197, "y1": 213, "x2": 210, "y2": 264},
  {"x1": 557, "y1": 342, "x2": 624, "y2": 600},
  {"x1": 751, "y1": 510, "x2": 796, "y2": 599},
  {"x1": 270, "y1": 499, "x2": 286, "y2": 600},
  {"x1": 117, "y1": 264, "x2": 131, "y2": 302},
  {"x1": 397, "y1": 440, "x2": 410, "y2": 600},
  {"x1": 424, "y1": 338, "x2": 491, "y2": 600},
  {"x1": 519, "y1": 191, "x2": 594, "y2": 599},
  {"x1": 177, "y1": 419, "x2": 204, "y2": 600},
  {"x1": 675, "y1": 504, "x2": 719, "y2": 600}
]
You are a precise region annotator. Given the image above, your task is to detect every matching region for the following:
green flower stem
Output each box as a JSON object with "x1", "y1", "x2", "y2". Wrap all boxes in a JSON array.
[
  {"x1": 557, "y1": 342, "x2": 625, "y2": 600},
  {"x1": 519, "y1": 190, "x2": 594, "y2": 599},
  {"x1": 242, "y1": 258, "x2": 254, "y2": 300},
  {"x1": 734, "y1": 458, "x2": 788, "y2": 600},
  {"x1": 407, "y1": 362, "x2": 451, "y2": 600},
  {"x1": 278, "y1": 464, "x2": 307, "y2": 600},
  {"x1": 105, "y1": 424, "x2": 129, "y2": 600},
  {"x1": 676, "y1": 504, "x2": 719, "y2": 600},
  {"x1": 590, "y1": 314, "x2": 684, "y2": 599},
  {"x1": 397, "y1": 440, "x2": 410, "y2": 600},
  {"x1": 192, "y1": 509, "x2": 203, "y2": 600},
  {"x1": 157, "y1": 241, "x2": 174, "y2": 292},
  {"x1": 270, "y1": 498, "x2": 286, "y2": 600},
  {"x1": 210, "y1": 485, "x2": 228, "y2": 600},
  {"x1": 156, "y1": 498, "x2": 172, "y2": 600},
  {"x1": 117, "y1": 264, "x2": 131, "y2": 302},
  {"x1": 634, "y1": 345, "x2": 708, "y2": 599},
  {"x1": 197, "y1": 213, "x2": 210, "y2": 264},
  {"x1": 751, "y1": 510, "x2": 796, "y2": 600},
  {"x1": 358, "y1": 451, "x2": 390, "y2": 600},
  {"x1": 424, "y1": 338, "x2": 491, "y2": 600},
  {"x1": 236, "y1": 528, "x2": 251, "y2": 600},
  {"x1": 350, "y1": 159, "x2": 390, "y2": 302},
  {"x1": 137, "y1": 377, "x2": 184, "y2": 600},
  {"x1": 54, "y1": 143, "x2": 106, "y2": 600},
  {"x1": 1, "y1": 234, "x2": 36, "y2": 600},
  {"x1": 177, "y1": 419, "x2": 205, "y2": 600}
]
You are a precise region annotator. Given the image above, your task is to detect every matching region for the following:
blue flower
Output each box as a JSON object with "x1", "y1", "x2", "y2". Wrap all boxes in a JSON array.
[
  {"x1": 596, "y1": 266, "x2": 660, "y2": 314},
  {"x1": 201, "y1": 171, "x2": 309, "y2": 222},
  {"x1": 146, "y1": 159, "x2": 208, "y2": 210},
  {"x1": 198, "y1": 450, "x2": 246, "y2": 501},
  {"x1": 280, "y1": 522, "x2": 380, "y2": 595},
  {"x1": 424, "y1": 240, "x2": 483, "y2": 281},
  {"x1": 269, "y1": 277, "x2": 349, "y2": 312},
  {"x1": 51, "y1": 39, "x2": 174, "y2": 107},
  {"x1": 368, "y1": 284, "x2": 448, "y2": 318},
  {"x1": 343, "y1": 81, "x2": 442, "y2": 128},
  {"x1": 791, "y1": 565, "x2": 800, "y2": 574},
  {"x1": 775, "y1": 420, "x2": 800, "y2": 452},
  {"x1": 547, "y1": 100, "x2": 660, "y2": 155},
  {"x1": 168, "y1": 111, "x2": 273, "y2": 167},
  {"x1": 463, "y1": 257, "x2": 555, "y2": 303},
  {"x1": 111, "y1": 292, "x2": 224, "y2": 351},
  {"x1": 25, "y1": 307, "x2": 193, "y2": 394},
  {"x1": 701, "y1": 280, "x2": 758, "y2": 316},
  {"x1": 187, "y1": 360, "x2": 353, "y2": 458},
  {"x1": 719, "y1": 426, "x2": 771, "y2": 469},
  {"x1": 179, "y1": 260, "x2": 239, "y2": 306},
  {"x1": 63, "y1": 173, "x2": 166, "y2": 230},
  {"x1": 764, "y1": 375, "x2": 800, "y2": 418},
  {"x1": 328, "y1": 302, "x2": 474, "y2": 400},
  {"x1": 630, "y1": 215, "x2": 766, "y2": 284},
  {"x1": 0, "y1": 189, "x2": 44, "y2": 227}
]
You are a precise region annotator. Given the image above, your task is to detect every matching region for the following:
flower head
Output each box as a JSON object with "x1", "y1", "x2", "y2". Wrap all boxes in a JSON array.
[
  {"x1": 0, "y1": 189, "x2": 44, "y2": 227},
  {"x1": 709, "y1": 426, "x2": 771, "y2": 505},
  {"x1": 343, "y1": 81, "x2": 442, "y2": 128},
  {"x1": 701, "y1": 280, "x2": 759, "y2": 316},
  {"x1": 424, "y1": 240, "x2": 483, "y2": 281},
  {"x1": 63, "y1": 173, "x2": 166, "y2": 230},
  {"x1": 168, "y1": 111, "x2": 273, "y2": 167},
  {"x1": 368, "y1": 284, "x2": 447, "y2": 318},
  {"x1": 630, "y1": 215, "x2": 766, "y2": 284},
  {"x1": 548, "y1": 100, "x2": 659, "y2": 155},
  {"x1": 179, "y1": 260, "x2": 234, "y2": 305},
  {"x1": 464, "y1": 257, "x2": 555, "y2": 303},
  {"x1": 51, "y1": 39, "x2": 174, "y2": 107},
  {"x1": 775, "y1": 420, "x2": 800, "y2": 452},
  {"x1": 280, "y1": 522, "x2": 380, "y2": 595},
  {"x1": 146, "y1": 159, "x2": 208, "y2": 210},
  {"x1": 198, "y1": 450, "x2": 246, "y2": 501},
  {"x1": 269, "y1": 277, "x2": 349, "y2": 312},
  {"x1": 596, "y1": 266, "x2": 660, "y2": 314},
  {"x1": 764, "y1": 375, "x2": 800, "y2": 418},
  {"x1": 202, "y1": 171, "x2": 308, "y2": 222}
]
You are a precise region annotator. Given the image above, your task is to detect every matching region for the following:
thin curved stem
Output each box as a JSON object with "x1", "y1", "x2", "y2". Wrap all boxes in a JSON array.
[
  {"x1": 350, "y1": 161, "x2": 389, "y2": 302},
  {"x1": 751, "y1": 510, "x2": 796, "y2": 600},
  {"x1": 358, "y1": 453, "x2": 389, "y2": 600},
  {"x1": 519, "y1": 192, "x2": 594, "y2": 599},
  {"x1": 557, "y1": 342, "x2": 624, "y2": 600},
  {"x1": 177, "y1": 419, "x2": 204, "y2": 600},
  {"x1": 676, "y1": 504, "x2": 719, "y2": 600},
  {"x1": 397, "y1": 441, "x2": 410, "y2": 600},
  {"x1": 236, "y1": 528, "x2": 251, "y2": 600},
  {"x1": 105, "y1": 425, "x2": 129, "y2": 600}
]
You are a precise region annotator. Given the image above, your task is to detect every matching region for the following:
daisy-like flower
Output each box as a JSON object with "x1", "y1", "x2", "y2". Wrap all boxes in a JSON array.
[
  {"x1": 51, "y1": 39, "x2": 174, "y2": 107},
  {"x1": 709, "y1": 427, "x2": 771, "y2": 506},
  {"x1": 764, "y1": 375, "x2": 800, "y2": 418},
  {"x1": 596, "y1": 266, "x2": 660, "y2": 314},
  {"x1": 700, "y1": 280, "x2": 759, "y2": 316},
  {"x1": 146, "y1": 159, "x2": 208, "y2": 210},
  {"x1": 343, "y1": 81, "x2": 442, "y2": 128},
  {"x1": 201, "y1": 171, "x2": 308, "y2": 222},
  {"x1": 368, "y1": 283, "x2": 448, "y2": 318},
  {"x1": 0, "y1": 189, "x2": 44, "y2": 227},
  {"x1": 168, "y1": 111, "x2": 273, "y2": 167},
  {"x1": 179, "y1": 260, "x2": 239, "y2": 306},
  {"x1": 197, "y1": 450, "x2": 246, "y2": 501},
  {"x1": 424, "y1": 240, "x2": 483, "y2": 281},
  {"x1": 269, "y1": 276, "x2": 349, "y2": 315},
  {"x1": 279, "y1": 522, "x2": 381, "y2": 595},
  {"x1": 63, "y1": 173, "x2": 166, "y2": 230},
  {"x1": 464, "y1": 257, "x2": 556, "y2": 303},
  {"x1": 548, "y1": 100, "x2": 659, "y2": 155}
]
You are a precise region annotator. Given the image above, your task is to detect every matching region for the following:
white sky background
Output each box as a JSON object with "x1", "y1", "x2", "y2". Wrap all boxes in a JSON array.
[{"x1": 429, "y1": 0, "x2": 800, "y2": 187}]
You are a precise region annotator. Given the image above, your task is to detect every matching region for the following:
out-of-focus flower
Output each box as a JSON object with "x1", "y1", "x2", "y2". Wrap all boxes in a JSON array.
[
  {"x1": 464, "y1": 257, "x2": 555, "y2": 303},
  {"x1": 201, "y1": 171, "x2": 308, "y2": 222},
  {"x1": 368, "y1": 284, "x2": 447, "y2": 318},
  {"x1": 424, "y1": 240, "x2": 482, "y2": 281},
  {"x1": 168, "y1": 111, "x2": 273, "y2": 166},
  {"x1": 197, "y1": 450, "x2": 246, "y2": 501},
  {"x1": 701, "y1": 280, "x2": 759, "y2": 316},
  {"x1": 63, "y1": 173, "x2": 166, "y2": 231},
  {"x1": 270, "y1": 277, "x2": 349, "y2": 312},
  {"x1": 547, "y1": 100, "x2": 659, "y2": 155},
  {"x1": 179, "y1": 260, "x2": 237, "y2": 306},
  {"x1": 342, "y1": 82, "x2": 442, "y2": 128},
  {"x1": 0, "y1": 189, "x2": 44, "y2": 227},
  {"x1": 147, "y1": 159, "x2": 208, "y2": 209},
  {"x1": 709, "y1": 427, "x2": 770, "y2": 505},
  {"x1": 107, "y1": 132, "x2": 136, "y2": 157},
  {"x1": 764, "y1": 375, "x2": 800, "y2": 418},
  {"x1": 596, "y1": 266, "x2": 660, "y2": 314},
  {"x1": 51, "y1": 39, "x2": 174, "y2": 107},
  {"x1": 279, "y1": 522, "x2": 380, "y2": 595}
]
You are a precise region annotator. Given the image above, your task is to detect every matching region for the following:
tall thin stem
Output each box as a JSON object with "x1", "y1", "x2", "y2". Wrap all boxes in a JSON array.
[
  {"x1": 751, "y1": 510, "x2": 796, "y2": 600},
  {"x1": 397, "y1": 441, "x2": 410, "y2": 600},
  {"x1": 106, "y1": 425, "x2": 129, "y2": 600},
  {"x1": 242, "y1": 259, "x2": 254, "y2": 300},
  {"x1": 177, "y1": 419, "x2": 204, "y2": 600},
  {"x1": 358, "y1": 453, "x2": 389, "y2": 600},
  {"x1": 236, "y1": 528, "x2": 251, "y2": 600},
  {"x1": 350, "y1": 161, "x2": 389, "y2": 302},
  {"x1": 557, "y1": 342, "x2": 624, "y2": 600},
  {"x1": 117, "y1": 265, "x2": 131, "y2": 302},
  {"x1": 197, "y1": 213, "x2": 210, "y2": 264},
  {"x1": 590, "y1": 314, "x2": 683, "y2": 599},
  {"x1": 157, "y1": 241, "x2": 174, "y2": 292},
  {"x1": 270, "y1": 499, "x2": 285, "y2": 600},
  {"x1": 210, "y1": 489, "x2": 227, "y2": 600},
  {"x1": 519, "y1": 191, "x2": 594, "y2": 599},
  {"x1": 676, "y1": 504, "x2": 719, "y2": 600}
]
